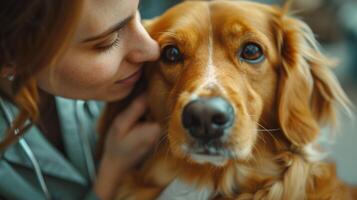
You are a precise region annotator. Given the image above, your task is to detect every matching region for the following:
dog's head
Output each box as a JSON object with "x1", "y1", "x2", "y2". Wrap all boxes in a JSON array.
[{"x1": 138, "y1": 0, "x2": 350, "y2": 167}]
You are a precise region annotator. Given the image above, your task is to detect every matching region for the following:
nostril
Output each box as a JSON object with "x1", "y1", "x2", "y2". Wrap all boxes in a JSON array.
[
  {"x1": 183, "y1": 104, "x2": 196, "y2": 128},
  {"x1": 183, "y1": 112, "x2": 201, "y2": 128},
  {"x1": 212, "y1": 113, "x2": 228, "y2": 126},
  {"x1": 190, "y1": 115, "x2": 201, "y2": 127}
]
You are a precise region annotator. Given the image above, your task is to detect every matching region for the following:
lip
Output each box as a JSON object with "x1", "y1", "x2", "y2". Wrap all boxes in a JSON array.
[{"x1": 115, "y1": 69, "x2": 142, "y2": 85}]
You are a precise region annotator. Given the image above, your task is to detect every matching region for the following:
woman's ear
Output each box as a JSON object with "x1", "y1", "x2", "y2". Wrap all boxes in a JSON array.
[
  {"x1": 276, "y1": 15, "x2": 351, "y2": 147},
  {"x1": 0, "y1": 65, "x2": 16, "y2": 80}
]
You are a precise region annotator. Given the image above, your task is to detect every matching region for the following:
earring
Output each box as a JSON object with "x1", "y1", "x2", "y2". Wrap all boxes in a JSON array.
[
  {"x1": 7, "y1": 74, "x2": 15, "y2": 81},
  {"x1": 1, "y1": 64, "x2": 16, "y2": 81}
]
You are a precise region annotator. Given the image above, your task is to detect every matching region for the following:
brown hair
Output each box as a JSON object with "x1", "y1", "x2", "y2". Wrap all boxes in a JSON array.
[{"x1": 0, "y1": 0, "x2": 84, "y2": 149}]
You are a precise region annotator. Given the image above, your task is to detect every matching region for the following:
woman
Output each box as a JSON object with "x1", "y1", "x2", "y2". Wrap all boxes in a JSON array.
[{"x1": 0, "y1": 0, "x2": 163, "y2": 199}]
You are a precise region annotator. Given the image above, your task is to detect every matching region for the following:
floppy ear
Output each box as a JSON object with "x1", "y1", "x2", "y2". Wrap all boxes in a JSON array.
[
  {"x1": 142, "y1": 18, "x2": 158, "y2": 30},
  {"x1": 96, "y1": 79, "x2": 147, "y2": 159},
  {"x1": 276, "y1": 15, "x2": 351, "y2": 147}
]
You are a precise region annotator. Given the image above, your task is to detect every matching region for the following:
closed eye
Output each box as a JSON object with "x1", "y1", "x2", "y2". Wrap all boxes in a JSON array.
[{"x1": 94, "y1": 32, "x2": 121, "y2": 52}]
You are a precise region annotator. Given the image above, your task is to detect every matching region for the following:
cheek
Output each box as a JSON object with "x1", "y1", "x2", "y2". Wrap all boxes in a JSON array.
[
  {"x1": 226, "y1": 79, "x2": 264, "y2": 159},
  {"x1": 35, "y1": 45, "x2": 133, "y2": 101},
  {"x1": 53, "y1": 50, "x2": 123, "y2": 89},
  {"x1": 249, "y1": 69, "x2": 278, "y2": 124}
]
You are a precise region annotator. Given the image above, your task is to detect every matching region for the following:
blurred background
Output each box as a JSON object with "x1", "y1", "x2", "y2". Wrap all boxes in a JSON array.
[{"x1": 140, "y1": 0, "x2": 357, "y2": 184}]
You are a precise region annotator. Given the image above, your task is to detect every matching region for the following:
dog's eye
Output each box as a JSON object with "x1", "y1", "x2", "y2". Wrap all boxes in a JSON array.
[
  {"x1": 161, "y1": 45, "x2": 183, "y2": 64},
  {"x1": 239, "y1": 43, "x2": 265, "y2": 64}
]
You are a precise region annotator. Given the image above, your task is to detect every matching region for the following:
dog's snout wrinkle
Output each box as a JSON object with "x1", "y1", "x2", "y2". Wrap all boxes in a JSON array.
[{"x1": 182, "y1": 97, "x2": 234, "y2": 142}]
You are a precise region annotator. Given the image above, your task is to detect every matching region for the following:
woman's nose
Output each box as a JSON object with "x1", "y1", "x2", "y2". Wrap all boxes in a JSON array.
[{"x1": 126, "y1": 19, "x2": 160, "y2": 63}]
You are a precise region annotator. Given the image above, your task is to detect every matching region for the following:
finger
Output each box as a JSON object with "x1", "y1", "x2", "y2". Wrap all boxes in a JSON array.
[
  {"x1": 127, "y1": 123, "x2": 161, "y2": 147},
  {"x1": 109, "y1": 94, "x2": 147, "y2": 136},
  {"x1": 118, "y1": 123, "x2": 161, "y2": 165}
]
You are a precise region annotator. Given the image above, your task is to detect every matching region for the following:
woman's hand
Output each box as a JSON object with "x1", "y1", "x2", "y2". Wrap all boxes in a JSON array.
[{"x1": 94, "y1": 95, "x2": 161, "y2": 200}]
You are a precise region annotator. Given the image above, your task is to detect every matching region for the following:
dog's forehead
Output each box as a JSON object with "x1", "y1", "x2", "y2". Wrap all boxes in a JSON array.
[
  {"x1": 210, "y1": 1, "x2": 275, "y2": 34},
  {"x1": 150, "y1": 1, "x2": 275, "y2": 41},
  {"x1": 151, "y1": 1, "x2": 211, "y2": 36}
]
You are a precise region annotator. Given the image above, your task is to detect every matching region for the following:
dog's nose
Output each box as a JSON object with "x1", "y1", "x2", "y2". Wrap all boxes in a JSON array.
[{"x1": 182, "y1": 97, "x2": 234, "y2": 142}]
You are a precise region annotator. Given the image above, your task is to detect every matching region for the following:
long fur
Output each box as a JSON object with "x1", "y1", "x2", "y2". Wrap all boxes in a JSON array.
[{"x1": 98, "y1": 1, "x2": 355, "y2": 199}]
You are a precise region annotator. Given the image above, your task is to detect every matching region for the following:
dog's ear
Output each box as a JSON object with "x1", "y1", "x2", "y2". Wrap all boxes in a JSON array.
[
  {"x1": 142, "y1": 18, "x2": 158, "y2": 30},
  {"x1": 96, "y1": 79, "x2": 147, "y2": 159},
  {"x1": 275, "y1": 14, "x2": 351, "y2": 147}
]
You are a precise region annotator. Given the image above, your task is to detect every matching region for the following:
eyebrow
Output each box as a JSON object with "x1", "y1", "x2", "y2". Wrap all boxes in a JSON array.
[{"x1": 82, "y1": 15, "x2": 134, "y2": 43}]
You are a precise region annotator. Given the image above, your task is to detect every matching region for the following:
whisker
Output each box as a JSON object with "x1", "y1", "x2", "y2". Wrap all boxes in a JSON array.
[
  {"x1": 256, "y1": 128, "x2": 281, "y2": 132},
  {"x1": 254, "y1": 121, "x2": 280, "y2": 145},
  {"x1": 257, "y1": 132, "x2": 268, "y2": 145},
  {"x1": 252, "y1": 144, "x2": 264, "y2": 163},
  {"x1": 154, "y1": 133, "x2": 168, "y2": 154},
  {"x1": 164, "y1": 140, "x2": 172, "y2": 163}
]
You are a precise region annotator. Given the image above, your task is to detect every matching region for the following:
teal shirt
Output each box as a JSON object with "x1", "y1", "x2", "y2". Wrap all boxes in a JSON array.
[{"x1": 0, "y1": 96, "x2": 103, "y2": 200}]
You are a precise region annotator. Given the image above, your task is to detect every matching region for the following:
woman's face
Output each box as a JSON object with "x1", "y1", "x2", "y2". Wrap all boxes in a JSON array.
[{"x1": 36, "y1": 0, "x2": 159, "y2": 101}]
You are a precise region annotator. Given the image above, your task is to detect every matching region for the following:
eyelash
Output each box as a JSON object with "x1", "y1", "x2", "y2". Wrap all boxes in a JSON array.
[
  {"x1": 95, "y1": 17, "x2": 132, "y2": 53},
  {"x1": 96, "y1": 35, "x2": 121, "y2": 53}
]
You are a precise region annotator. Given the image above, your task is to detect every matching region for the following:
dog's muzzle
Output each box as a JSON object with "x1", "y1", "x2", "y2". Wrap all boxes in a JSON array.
[{"x1": 182, "y1": 97, "x2": 234, "y2": 143}]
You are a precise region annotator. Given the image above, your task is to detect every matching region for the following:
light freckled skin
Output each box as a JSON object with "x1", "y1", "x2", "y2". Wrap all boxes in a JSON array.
[{"x1": 36, "y1": 0, "x2": 159, "y2": 101}]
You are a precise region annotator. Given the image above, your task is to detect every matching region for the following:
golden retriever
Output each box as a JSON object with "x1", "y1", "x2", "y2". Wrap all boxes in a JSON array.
[{"x1": 99, "y1": 1, "x2": 356, "y2": 199}]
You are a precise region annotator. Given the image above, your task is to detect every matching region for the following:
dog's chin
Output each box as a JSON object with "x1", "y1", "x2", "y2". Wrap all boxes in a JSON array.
[
  {"x1": 190, "y1": 153, "x2": 228, "y2": 166},
  {"x1": 181, "y1": 143, "x2": 234, "y2": 166}
]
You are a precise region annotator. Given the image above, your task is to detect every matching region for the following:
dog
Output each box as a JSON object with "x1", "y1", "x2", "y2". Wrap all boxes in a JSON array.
[{"x1": 98, "y1": 1, "x2": 356, "y2": 199}]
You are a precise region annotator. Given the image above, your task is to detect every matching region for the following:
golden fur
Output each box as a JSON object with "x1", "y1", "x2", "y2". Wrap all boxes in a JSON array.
[{"x1": 99, "y1": 1, "x2": 356, "y2": 199}]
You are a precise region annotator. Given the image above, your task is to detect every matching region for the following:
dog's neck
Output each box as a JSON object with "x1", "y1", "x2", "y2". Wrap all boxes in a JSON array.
[
  {"x1": 157, "y1": 178, "x2": 216, "y2": 200},
  {"x1": 152, "y1": 132, "x2": 318, "y2": 198}
]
